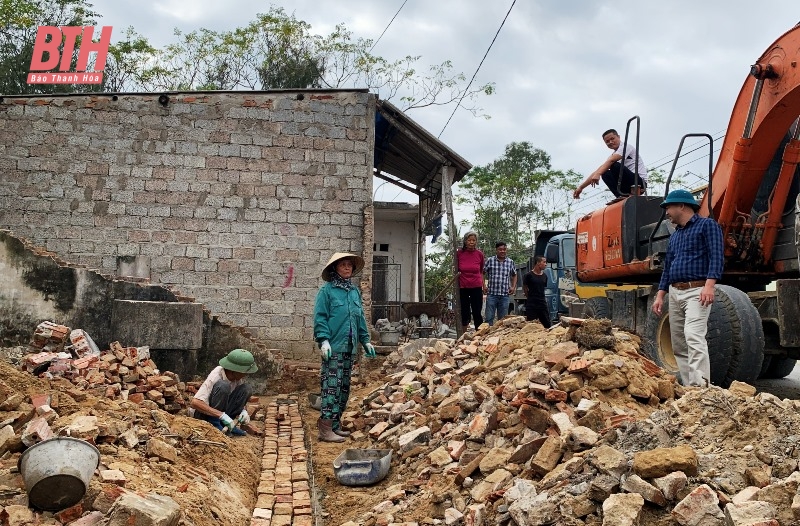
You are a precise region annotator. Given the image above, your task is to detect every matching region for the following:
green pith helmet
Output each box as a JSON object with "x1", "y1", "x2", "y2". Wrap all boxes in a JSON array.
[
  {"x1": 219, "y1": 348, "x2": 258, "y2": 374},
  {"x1": 660, "y1": 189, "x2": 700, "y2": 210}
]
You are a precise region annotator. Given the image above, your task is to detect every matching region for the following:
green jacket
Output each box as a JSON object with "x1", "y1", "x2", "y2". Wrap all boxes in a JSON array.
[{"x1": 313, "y1": 282, "x2": 370, "y2": 354}]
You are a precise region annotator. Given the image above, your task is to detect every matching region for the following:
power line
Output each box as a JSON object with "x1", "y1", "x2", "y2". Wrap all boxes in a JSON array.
[
  {"x1": 646, "y1": 129, "x2": 726, "y2": 168},
  {"x1": 369, "y1": 0, "x2": 409, "y2": 53},
  {"x1": 649, "y1": 131, "x2": 726, "y2": 172},
  {"x1": 438, "y1": 0, "x2": 516, "y2": 138}
]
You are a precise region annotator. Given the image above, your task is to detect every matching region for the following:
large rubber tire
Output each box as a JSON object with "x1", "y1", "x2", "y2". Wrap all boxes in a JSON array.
[
  {"x1": 641, "y1": 285, "x2": 764, "y2": 387},
  {"x1": 709, "y1": 285, "x2": 764, "y2": 386},
  {"x1": 762, "y1": 356, "x2": 797, "y2": 379},
  {"x1": 641, "y1": 294, "x2": 680, "y2": 379},
  {"x1": 583, "y1": 297, "x2": 611, "y2": 320}
]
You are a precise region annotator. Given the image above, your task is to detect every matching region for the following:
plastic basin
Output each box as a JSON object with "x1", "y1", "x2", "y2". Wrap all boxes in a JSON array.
[
  {"x1": 333, "y1": 448, "x2": 392, "y2": 486},
  {"x1": 18, "y1": 437, "x2": 100, "y2": 511}
]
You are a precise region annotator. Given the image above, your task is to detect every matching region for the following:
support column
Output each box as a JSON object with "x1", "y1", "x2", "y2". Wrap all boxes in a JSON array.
[{"x1": 440, "y1": 165, "x2": 463, "y2": 336}]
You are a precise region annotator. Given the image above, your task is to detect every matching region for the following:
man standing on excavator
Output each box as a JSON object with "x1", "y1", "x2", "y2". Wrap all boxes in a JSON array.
[
  {"x1": 574, "y1": 129, "x2": 648, "y2": 198},
  {"x1": 652, "y1": 189, "x2": 724, "y2": 387}
]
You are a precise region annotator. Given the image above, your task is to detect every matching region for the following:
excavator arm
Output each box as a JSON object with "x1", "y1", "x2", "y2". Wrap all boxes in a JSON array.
[{"x1": 702, "y1": 24, "x2": 800, "y2": 268}]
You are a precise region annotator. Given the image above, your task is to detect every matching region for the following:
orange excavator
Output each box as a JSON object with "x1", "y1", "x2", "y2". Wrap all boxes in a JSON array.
[{"x1": 573, "y1": 23, "x2": 800, "y2": 386}]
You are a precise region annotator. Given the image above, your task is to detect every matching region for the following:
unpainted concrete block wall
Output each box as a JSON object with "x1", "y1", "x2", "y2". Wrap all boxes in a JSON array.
[{"x1": 0, "y1": 91, "x2": 376, "y2": 360}]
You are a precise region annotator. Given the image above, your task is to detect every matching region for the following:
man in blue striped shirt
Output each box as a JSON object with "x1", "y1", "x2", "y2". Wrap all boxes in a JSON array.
[
  {"x1": 483, "y1": 241, "x2": 518, "y2": 326},
  {"x1": 652, "y1": 189, "x2": 724, "y2": 387}
]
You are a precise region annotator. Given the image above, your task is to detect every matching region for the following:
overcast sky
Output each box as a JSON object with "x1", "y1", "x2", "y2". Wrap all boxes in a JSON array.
[{"x1": 89, "y1": 0, "x2": 800, "y2": 219}]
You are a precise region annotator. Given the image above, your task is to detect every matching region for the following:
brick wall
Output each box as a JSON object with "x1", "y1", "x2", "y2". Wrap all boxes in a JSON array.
[{"x1": 0, "y1": 90, "x2": 376, "y2": 360}]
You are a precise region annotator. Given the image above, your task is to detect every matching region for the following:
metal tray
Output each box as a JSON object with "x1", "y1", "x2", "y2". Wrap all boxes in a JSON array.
[{"x1": 333, "y1": 448, "x2": 392, "y2": 486}]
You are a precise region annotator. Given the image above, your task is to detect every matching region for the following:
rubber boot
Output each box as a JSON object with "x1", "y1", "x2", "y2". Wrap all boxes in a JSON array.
[
  {"x1": 333, "y1": 422, "x2": 351, "y2": 438},
  {"x1": 318, "y1": 418, "x2": 345, "y2": 443}
]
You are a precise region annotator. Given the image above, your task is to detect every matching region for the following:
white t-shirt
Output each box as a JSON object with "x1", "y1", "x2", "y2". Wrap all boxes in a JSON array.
[
  {"x1": 615, "y1": 143, "x2": 648, "y2": 182},
  {"x1": 193, "y1": 366, "x2": 245, "y2": 405}
]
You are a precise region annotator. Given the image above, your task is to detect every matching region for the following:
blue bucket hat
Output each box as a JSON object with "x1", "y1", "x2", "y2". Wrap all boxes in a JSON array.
[{"x1": 660, "y1": 189, "x2": 700, "y2": 211}]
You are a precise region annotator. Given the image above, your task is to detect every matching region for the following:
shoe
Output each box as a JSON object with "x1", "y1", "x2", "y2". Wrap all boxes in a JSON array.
[
  {"x1": 318, "y1": 418, "x2": 345, "y2": 443},
  {"x1": 333, "y1": 422, "x2": 351, "y2": 438},
  {"x1": 229, "y1": 427, "x2": 246, "y2": 436}
]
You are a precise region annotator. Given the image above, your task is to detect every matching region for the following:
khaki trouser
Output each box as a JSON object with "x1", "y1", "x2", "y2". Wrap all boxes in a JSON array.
[{"x1": 668, "y1": 285, "x2": 711, "y2": 386}]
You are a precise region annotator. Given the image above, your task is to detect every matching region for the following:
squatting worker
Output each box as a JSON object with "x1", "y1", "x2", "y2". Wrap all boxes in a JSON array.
[
  {"x1": 523, "y1": 255, "x2": 551, "y2": 328},
  {"x1": 574, "y1": 129, "x2": 649, "y2": 199},
  {"x1": 313, "y1": 252, "x2": 376, "y2": 443},
  {"x1": 190, "y1": 348, "x2": 261, "y2": 436},
  {"x1": 456, "y1": 231, "x2": 485, "y2": 330},
  {"x1": 652, "y1": 189, "x2": 723, "y2": 387}
]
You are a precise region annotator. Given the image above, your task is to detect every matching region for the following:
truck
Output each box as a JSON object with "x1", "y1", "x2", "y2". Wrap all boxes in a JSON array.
[
  {"x1": 568, "y1": 24, "x2": 800, "y2": 386},
  {"x1": 511, "y1": 230, "x2": 574, "y2": 320},
  {"x1": 513, "y1": 231, "x2": 644, "y2": 322}
]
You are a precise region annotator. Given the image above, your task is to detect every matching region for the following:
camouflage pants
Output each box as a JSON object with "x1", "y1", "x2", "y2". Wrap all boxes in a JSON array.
[{"x1": 320, "y1": 344, "x2": 353, "y2": 429}]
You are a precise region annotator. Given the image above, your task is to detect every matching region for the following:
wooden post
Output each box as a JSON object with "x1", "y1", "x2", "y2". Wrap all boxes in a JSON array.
[
  {"x1": 441, "y1": 165, "x2": 463, "y2": 336},
  {"x1": 418, "y1": 199, "x2": 426, "y2": 301}
]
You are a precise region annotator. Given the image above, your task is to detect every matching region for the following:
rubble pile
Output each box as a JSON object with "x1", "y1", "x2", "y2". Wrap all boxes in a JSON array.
[
  {"x1": 21, "y1": 322, "x2": 188, "y2": 414},
  {"x1": 0, "y1": 357, "x2": 263, "y2": 526},
  {"x1": 324, "y1": 316, "x2": 800, "y2": 526}
]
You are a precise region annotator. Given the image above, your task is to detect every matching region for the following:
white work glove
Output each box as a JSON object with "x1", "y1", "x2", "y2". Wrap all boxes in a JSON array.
[
  {"x1": 364, "y1": 343, "x2": 376, "y2": 358},
  {"x1": 236, "y1": 409, "x2": 250, "y2": 426},
  {"x1": 219, "y1": 412, "x2": 235, "y2": 432},
  {"x1": 320, "y1": 340, "x2": 331, "y2": 360}
]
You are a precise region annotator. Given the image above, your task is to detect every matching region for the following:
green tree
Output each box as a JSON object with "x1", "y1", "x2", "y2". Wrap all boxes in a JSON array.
[
  {"x1": 455, "y1": 142, "x2": 581, "y2": 263},
  {"x1": 0, "y1": 0, "x2": 102, "y2": 95},
  {"x1": 645, "y1": 167, "x2": 689, "y2": 197},
  {"x1": 424, "y1": 227, "x2": 458, "y2": 302},
  {"x1": 98, "y1": 7, "x2": 492, "y2": 114}
]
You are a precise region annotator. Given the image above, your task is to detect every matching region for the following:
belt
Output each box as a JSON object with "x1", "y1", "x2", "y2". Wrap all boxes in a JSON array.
[{"x1": 671, "y1": 280, "x2": 706, "y2": 290}]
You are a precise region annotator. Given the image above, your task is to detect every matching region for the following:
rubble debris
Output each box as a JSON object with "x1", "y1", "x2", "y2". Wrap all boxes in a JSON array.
[
  {"x1": 30, "y1": 321, "x2": 70, "y2": 352},
  {"x1": 21, "y1": 325, "x2": 188, "y2": 414},
  {"x1": 0, "y1": 320, "x2": 265, "y2": 526},
  {"x1": 314, "y1": 315, "x2": 800, "y2": 526}
]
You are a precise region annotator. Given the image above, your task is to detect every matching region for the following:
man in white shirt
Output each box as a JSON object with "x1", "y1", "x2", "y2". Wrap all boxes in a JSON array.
[
  {"x1": 574, "y1": 129, "x2": 648, "y2": 198},
  {"x1": 190, "y1": 348, "x2": 261, "y2": 436}
]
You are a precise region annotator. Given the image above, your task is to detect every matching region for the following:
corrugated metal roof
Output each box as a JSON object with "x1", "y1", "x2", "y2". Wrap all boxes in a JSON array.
[{"x1": 374, "y1": 99, "x2": 472, "y2": 202}]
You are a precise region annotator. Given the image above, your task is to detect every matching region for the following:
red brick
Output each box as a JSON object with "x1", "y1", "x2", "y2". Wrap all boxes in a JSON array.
[
  {"x1": 29, "y1": 393, "x2": 52, "y2": 409},
  {"x1": 55, "y1": 503, "x2": 83, "y2": 523}
]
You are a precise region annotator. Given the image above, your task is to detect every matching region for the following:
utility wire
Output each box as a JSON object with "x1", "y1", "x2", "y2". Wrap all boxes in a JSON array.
[
  {"x1": 438, "y1": 0, "x2": 516, "y2": 138},
  {"x1": 369, "y1": 0, "x2": 409, "y2": 53},
  {"x1": 646, "y1": 129, "x2": 726, "y2": 168}
]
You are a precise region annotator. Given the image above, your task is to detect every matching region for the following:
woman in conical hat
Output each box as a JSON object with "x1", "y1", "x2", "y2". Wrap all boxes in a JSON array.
[{"x1": 313, "y1": 252, "x2": 376, "y2": 442}]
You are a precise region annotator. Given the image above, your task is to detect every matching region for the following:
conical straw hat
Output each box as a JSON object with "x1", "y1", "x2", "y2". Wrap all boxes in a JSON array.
[{"x1": 321, "y1": 252, "x2": 365, "y2": 281}]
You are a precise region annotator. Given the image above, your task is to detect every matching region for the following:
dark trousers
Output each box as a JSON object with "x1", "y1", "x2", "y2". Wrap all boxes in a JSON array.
[
  {"x1": 526, "y1": 305, "x2": 552, "y2": 329},
  {"x1": 601, "y1": 161, "x2": 647, "y2": 197},
  {"x1": 459, "y1": 287, "x2": 484, "y2": 328},
  {"x1": 320, "y1": 344, "x2": 353, "y2": 429},
  {"x1": 195, "y1": 381, "x2": 251, "y2": 424}
]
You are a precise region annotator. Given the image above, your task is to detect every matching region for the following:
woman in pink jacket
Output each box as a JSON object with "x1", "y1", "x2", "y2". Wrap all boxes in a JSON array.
[{"x1": 456, "y1": 231, "x2": 485, "y2": 329}]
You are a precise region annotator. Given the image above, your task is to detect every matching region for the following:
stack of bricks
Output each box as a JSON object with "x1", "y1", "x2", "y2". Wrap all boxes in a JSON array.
[
  {"x1": 30, "y1": 321, "x2": 70, "y2": 352},
  {"x1": 252, "y1": 398, "x2": 312, "y2": 526},
  {"x1": 22, "y1": 340, "x2": 188, "y2": 413}
]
